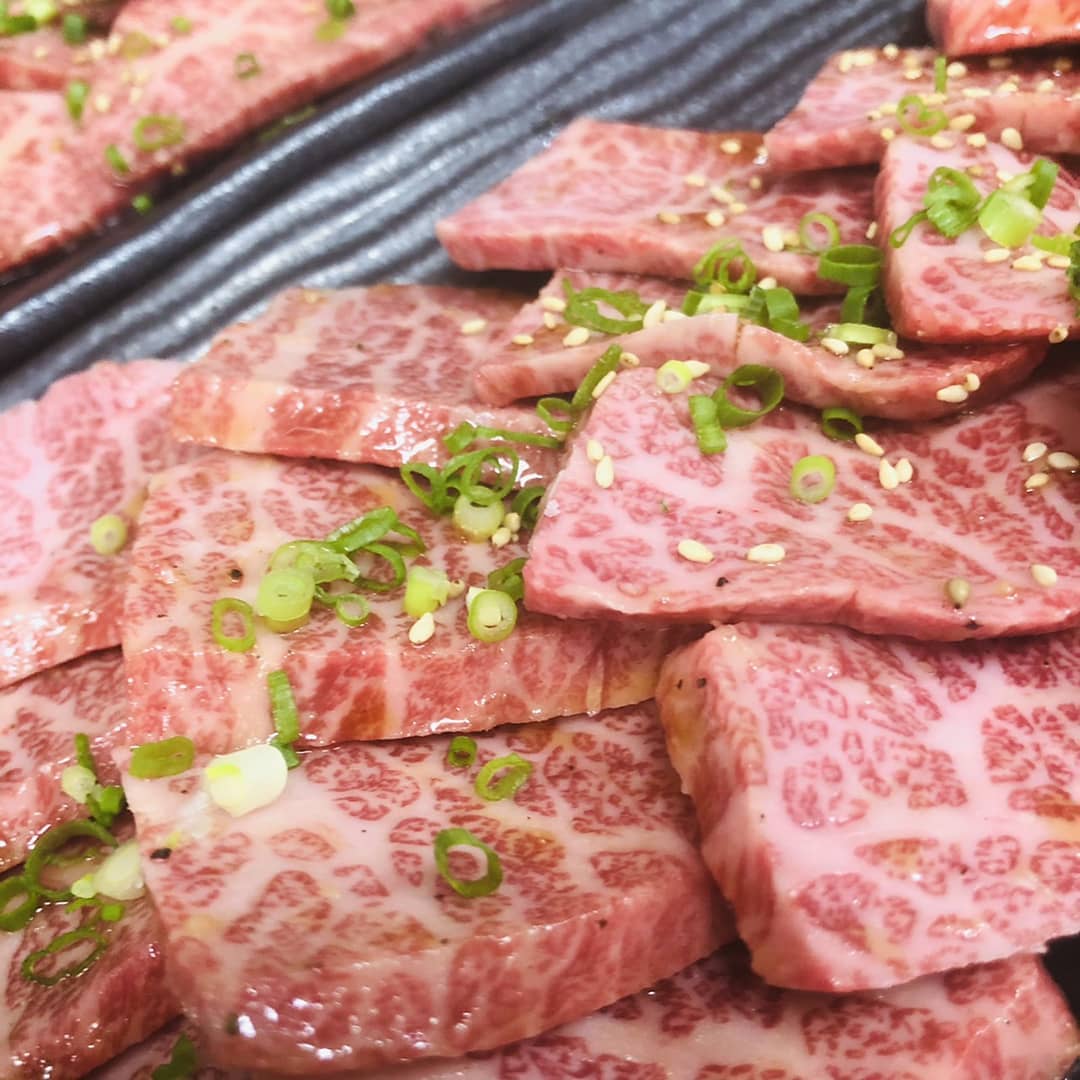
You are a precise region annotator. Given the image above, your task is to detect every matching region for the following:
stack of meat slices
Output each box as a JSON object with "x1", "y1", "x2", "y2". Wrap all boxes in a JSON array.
[{"x1": 4, "y1": 1, "x2": 1080, "y2": 1077}]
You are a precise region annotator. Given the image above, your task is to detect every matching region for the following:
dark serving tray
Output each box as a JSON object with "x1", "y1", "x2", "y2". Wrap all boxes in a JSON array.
[{"x1": 0, "y1": 0, "x2": 1077, "y2": 1070}]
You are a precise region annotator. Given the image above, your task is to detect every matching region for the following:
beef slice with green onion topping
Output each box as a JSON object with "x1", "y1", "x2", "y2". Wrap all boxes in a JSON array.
[
  {"x1": 0, "y1": 25, "x2": 104, "y2": 91},
  {"x1": 764, "y1": 46, "x2": 1080, "y2": 173},
  {"x1": 475, "y1": 269, "x2": 1046, "y2": 419},
  {"x1": 122, "y1": 451, "x2": 694, "y2": 756},
  {"x1": 0, "y1": 359, "x2": 189, "y2": 690},
  {"x1": 0, "y1": 649, "x2": 128, "y2": 874},
  {"x1": 523, "y1": 362, "x2": 1080, "y2": 640},
  {"x1": 928, "y1": 0, "x2": 1080, "y2": 57},
  {"x1": 878, "y1": 137, "x2": 1080, "y2": 343},
  {"x1": 436, "y1": 118, "x2": 875, "y2": 295},
  {"x1": 90, "y1": 945, "x2": 1080, "y2": 1080},
  {"x1": 170, "y1": 285, "x2": 556, "y2": 469},
  {"x1": 120, "y1": 703, "x2": 731, "y2": 1074},
  {"x1": 659, "y1": 623, "x2": 1080, "y2": 993}
]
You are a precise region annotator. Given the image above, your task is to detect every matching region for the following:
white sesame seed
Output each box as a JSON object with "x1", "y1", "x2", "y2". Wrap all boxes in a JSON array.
[
  {"x1": 1022, "y1": 442, "x2": 1048, "y2": 463},
  {"x1": 728, "y1": 201, "x2": 748, "y2": 215},
  {"x1": 642, "y1": 299, "x2": 668, "y2": 330},
  {"x1": 542, "y1": 311, "x2": 559, "y2": 330},
  {"x1": 762, "y1": 225, "x2": 786, "y2": 253},
  {"x1": 930, "y1": 133, "x2": 954, "y2": 150},
  {"x1": 883, "y1": 43, "x2": 900, "y2": 60},
  {"x1": 460, "y1": 318, "x2": 488, "y2": 336},
  {"x1": 511, "y1": 333, "x2": 534, "y2": 347},
  {"x1": 983, "y1": 248, "x2": 1011, "y2": 264},
  {"x1": 838, "y1": 51, "x2": 855, "y2": 74},
  {"x1": 936, "y1": 384, "x2": 969, "y2": 404},
  {"x1": 503, "y1": 512, "x2": 522, "y2": 533},
  {"x1": 490, "y1": 526, "x2": 512, "y2": 549},
  {"x1": 880, "y1": 127, "x2": 897, "y2": 142},
  {"x1": 923, "y1": 91, "x2": 947, "y2": 106},
  {"x1": 93, "y1": 93, "x2": 112, "y2": 113},
  {"x1": 128, "y1": 87, "x2": 144, "y2": 106},
  {"x1": 684, "y1": 172, "x2": 707, "y2": 187},
  {"x1": 591, "y1": 371, "x2": 617, "y2": 399},
  {"x1": 879, "y1": 101, "x2": 898, "y2": 115},
  {"x1": 746, "y1": 543, "x2": 786, "y2": 564},
  {"x1": 1000, "y1": 127, "x2": 1023, "y2": 151},
  {"x1": 1038, "y1": 78, "x2": 1056, "y2": 93},
  {"x1": 852, "y1": 49, "x2": 876, "y2": 68},
  {"x1": 865, "y1": 221, "x2": 879, "y2": 240},
  {"x1": 1025, "y1": 472, "x2": 1051, "y2": 491},
  {"x1": 678, "y1": 539, "x2": 714, "y2": 564},
  {"x1": 995, "y1": 80, "x2": 1019, "y2": 96},
  {"x1": 1031, "y1": 564, "x2": 1059, "y2": 587},
  {"x1": 948, "y1": 113, "x2": 977, "y2": 131},
  {"x1": 866, "y1": 109, "x2": 883, "y2": 122},
  {"x1": 855, "y1": 432, "x2": 885, "y2": 457},
  {"x1": 821, "y1": 337, "x2": 850, "y2": 357},
  {"x1": 945, "y1": 577, "x2": 972, "y2": 608},
  {"x1": 657, "y1": 210, "x2": 682, "y2": 225},
  {"x1": 1011, "y1": 254, "x2": 1042, "y2": 272},
  {"x1": 1050, "y1": 325, "x2": 1069, "y2": 344},
  {"x1": 563, "y1": 326, "x2": 591, "y2": 347},
  {"x1": 873, "y1": 344, "x2": 905, "y2": 361},
  {"x1": 705, "y1": 210, "x2": 727, "y2": 228},
  {"x1": 408, "y1": 612, "x2": 435, "y2": 645},
  {"x1": 748, "y1": 176, "x2": 763, "y2": 191},
  {"x1": 895, "y1": 457, "x2": 914, "y2": 484},
  {"x1": 757, "y1": 276, "x2": 778, "y2": 290},
  {"x1": 879, "y1": 458, "x2": 900, "y2": 490},
  {"x1": 946, "y1": 60, "x2": 967, "y2": 78},
  {"x1": 586, "y1": 439, "x2": 605, "y2": 463},
  {"x1": 966, "y1": 132, "x2": 988, "y2": 148},
  {"x1": 88, "y1": 39, "x2": 106, "y2": 60},
  {"x1": 620, "y1": 351, "x2": 641, "y2": 368},
  {"x1": 1048, "y1": 254, "x2": 1072, "y2": 270},
  {"x1": 903, "y1": 67, "x2": 923, "y2": 81},
  {"x1": 902, "y1": 52, "x2": 922, "y2": 68},
  {"x1": 1048, "y1": 451, "x2": 1079, "y2": 470},
  {"x1": 685, "y1": 360, "x2": 711, "y2": 378},
  {"x1": 963, "y1": 86, "x2": 991, "y2": 99},
  {"x1": 847, "y1": 502, "x2": 873, "y2": 522},
  {"x1": 710, "y1": 185, "x2": 734, "y2": 205},
  {"x1": 661, "y1": 309, "x2": 688, "y2": 323},
  {"x1": 720, "y1": 138, "x2": 742, "y2": 155},
  {"x1": 963, "y1": 372, "x2": 981, "y2": 392},
  {"x1": 988, "y1": 55, "x2": 1013, "y2": 69},
  {"x1": 855, "y1": 348, "x2": 875, "y2": 369},
  {"x1": 541, "y1": 296, "x2": 566, "y2": 313},
  {"x1": 594, "y1": 455, "x2": 615, "y2": 489}
]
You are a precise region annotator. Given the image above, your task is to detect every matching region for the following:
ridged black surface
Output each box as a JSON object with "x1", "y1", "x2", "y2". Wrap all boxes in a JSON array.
[{"x1": 1, "y1": 2, "x2": 1077, "y2": 1070}]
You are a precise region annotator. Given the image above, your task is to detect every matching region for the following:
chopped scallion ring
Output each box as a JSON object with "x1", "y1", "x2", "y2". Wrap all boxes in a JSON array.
[
  {"x1": 536, "y1": 396, "x2": 578, "y2": 434},
  {"x1": 403, "y1": 565, "x2": 451, "y2": 617},
  {"x1": 271, "y1": 540, "x2": 359, "y2": 583},
  {"x1": 453, "y1": 495, "x2": 505, "y2": 543},
  {"x1": 89, "y1": 513, "x2": 128, "y2": 555},
  {"x1": 21, "y1": 927, "x2": 108, "y2": 986},
  {"x1": 446, "y1": 736, "x2": 478, "y2": 769},
  {"x1": 129, "y1": 736, "x2": 196, "y2": 780},
  {"x1": 934, "y1": 55, "x2": 947, "y2": 94},
  {"x1": 25, "y1": 820, "x2": 118, "y2": 901},
  {"x1": 61, "y1": 13, "x2": 86, "y2": 43},
  {"x1": 256, "y1": 568, "x2": 315, "y2": 627},
  {"x1": 798, "y1": 211, "x2": 840, "y2": 254},
  {"x1": 712, "y1": 365, "x2": 784, "y2": 429},
  {"x1": 132, "y1": 114, "x2": 186, "y2": 152},
  {"x1": 466, "y1": 589, "x2": 518, "y2": 643},
  {"x1": 325, "y1": 506, "x2": 423, "y2": 555},
  {"x1": 817, "y1": 244, "x2": 883, "y2": 288},
  {"x1": 205, "y1": 744, "x2": 288, "y2": 818},
  {"x1": 234, "y1": 51, "x2": 261, "y2": 79},
  {"x1": 689, "y1": 394, "x2": 726, "y2": 455},
  {"x1": 443, "y1": 420, "x2": 562, "y2": 455},
  {"x1": 839, "y1": 284, "x2": 887, "y2": 326},
  {"x1": 896, "y1": 93, "x2": 947, "y2": 137},
  {"x1": 151, "y1": 1034, "x2": 198, "y2": 1080},
  {"x1": 1033, "y1": 233, "x2": 1075, "y2": 256},
  {"x1": 474, "y1": 753, "x2": 533, "y2": 802},
  {"x1": 1003, "y1": 158, "x2": 1059, "y2": 211},
  {"x1": 510, "y1": 486, "x2": 545, "y2": 531},
  {"x1": 170, "y1": 15, "x2": 192, "y2": 33},
  {"x1": 0, "y1": 875, "x2": 40, "y2": 932},
  {"x1": 331, "y1": 592, "x2": 369, "y2": 628},
  {"x1": 211, "y1": 597, "x2": 256, "y2": 653},
  {"x1": 820, "y1": 406, "x2": 864, "y2": 442},
  {"x1": 104, "y1": 144, "x2": 130, "y2": 175},
  {"x1": 325, "y1": 0, "x2": 356, "y2": 16},
  {"x1": 656, "y1": 360, "x2": 694, "y2": 394},
  {"x1": 977, "y1": 189, "x2": 1041, "y2": 248},
  {"x1": 267, "y1": 670, "x2": 301, "y2": 768},
  {"x1": 790, "y1": 454, "x2": 837, "y2": 504},
  {"x1": 487, "y1": 557, "x2": 527, "y2": 604},
  {"x1": 822, "y1": 323, "x2": 897, "y2": 347},
  {"x1": 563, "y1": 280, "x2": 649, "y2": 335},
  {"x1": 400, "y1": 462, "x2": 452, "y2": 515},
  {"x1": 132, "y1": 193, "x2": 154, "y2": 215},
  {"x1": 889, "y1": 210, "x2": 928, "y2": 248},
  {"x1": 693, "y1": 242, "x2": 756, "y2": 293},
  {"x1": 61, "y1": 764, "x2": 96, "y2": 805},
  {"x1": 433, "y1": 827, "x2": 503, "y2": 898},
  {"x1": 65, "y1": 79, "x2": 89, "y2": 122},
  {"x1": 570, "y1": 345, "x2": 623, "y2": 411},
  {"x1": 93, "y1": 840, "x2": 144, "y2": 901}
]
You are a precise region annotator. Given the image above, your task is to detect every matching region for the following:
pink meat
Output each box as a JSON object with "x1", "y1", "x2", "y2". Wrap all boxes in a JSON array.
[
  {"x1": 0, "y1": 359, "x2": 187, "y2": 690},
  {"x1": 928, "y1": 0, "x2": 1080, "y2": 56},
  {"x1": 92, "y1": 947, "x2": 1080, "y2": 1080},
  {"x1": 764, "y1": 47, "x2": 1080, "y2": 172},
  {"x1": 123, "y1": 451, "x2": 692, "y2": 755},
  {"x1": 0, "y1": 649, "x2": 127, "y2": 873},
  {"x1": 437, "y1": 119, "x2": 875, "y2": 294},
  {"x1": 659, "y1": 623, "x2": 1080, "y2": 992},
  {"x1": 475, "y1": 270, "x2": 1047, "y2": 418},
  {"x1": 879, "y1": 137, "x2": 1080, "y2": 342},
  {"x1": 524, "y1": 363, "x2": 1080, "y2": 640},
  {"x1": 0, "y1": 893, "x2": 176, "y2": 1078},
  {"x1": 171, "y1": 285, "x2": 555, "y2": 467},
  {"x1": 121, "y1": 703, "x2": 731, "y2": 1074},
  {"x1": 0, "y1": 27, "x2": 98, "y2": 90}
]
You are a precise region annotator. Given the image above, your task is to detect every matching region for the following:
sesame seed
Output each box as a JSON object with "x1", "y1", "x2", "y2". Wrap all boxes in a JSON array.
[
  {"x1": 657, "y1": 210, "x2": 682, "y2": 225},
  {"x1": 945, "y1": 60, "x2": 967, "y2": 78},
  {"x1": 1055, "y1": 56, "x2": 1074, "y2": 72},
  {"x1": 748, "y1": 176, "x2": 763, "y2": 191},
  {"x1": 710, "y1": 185, "x2": 734, "y2": 204},
  {"x1": 847, "y1": 502, "x2": 873, "y2": 522},
  {"x1": 880, "y1": 127, "x2": 897, "y2": 142},
  {"x1": 762, "y1": 225, "x2": 786, "y2": 252},
  {"x1": 879, "y1": 101, "x2": 899, "y2": 115},
  {"x1": 685, "y1": 360, "x2": 711, "y2": 378},
  {"x1": 963, "y1": 372, "x2": 981, "y2": 392},
  {"x1": 866, "y1": 109, "x2": 883, "y2": 122},
  {"x1": 563, "y1": 326, "x2": 591, "y2": 347},
  {"x1": 1038, "y1": 78, "x2": 1056, "y2": 93},
  {"x1": 1011, "y1": 254, "x2": 1042, "y2": 272},
  {"x1": 963, "y1": 87, "x2": 991, "y2": 99},
  {"x1": 541, "y1": 296, "x2": 567, "y2": 313},
  {"x1": 720, "y1": 138, "x2": 742, "y2": 155},
  {"x1": 995, "y1": 80, "x2": 1019, "y2": 96},
  {"x1": 128, "y1": 87, "x2": 144, "y2": 106},
  {"x1": 1031, "y1": 564, "x2": 1059, "y2": 587},
  {"x1": 586, "y1": 439, "x2": 605, "y2": 463},
  {"x1": 33, "y1": 45, "x2": 48, "y2": 59},
  {"x1": 757, "y1": 275, "x2": 779, "y2": 290},
  {"x1": 948, "y1": 113, "x2": 977, "y2": 131},
  {"x1": 878, "y1": 459, "x2": 900, "y2": 490},
  {"x1": 988, "y1": 55, "x2": 1013, "y2": 69},
  {"x1": 595, "y1": 455, "x2": 615, "y2": 489},
  {"x1": 591, "y1": 371, "x2": 617, "y2": 399},
  {"x1": 936, "y1": 384, "x2": 969, "y2": 404},
  {"x1": 1025, "y1": 472, "x2": 1050, "y2": 491},
  {"x1": 1048, "y1": 254, "x2": 1071, "y2": 270},
  {"x1": 662, "y1": 309, "x2": 688, "y2": 323},
  {"x1": 620, "y1": 351, "x2": 641, "y2": 368},
  {"x1": 923, "y1": 91, "x2": 947, "y2": 106},
  {"x1": 901, "y1": 52, "x2": 922, "y2": 68},
  {"x1": 491, "y1": 527, "x2": 512, "y2": 549},
  {"x1": 729, "y1": 201, "x2": 748, "y2": 215},
  {"x1": 945, "y1": 577, "x2": 972, "y2": 608},
  {"x1": 930, "y1": 133, "x2": 954, "y2": 150},
  {"x1": 642, "y1": 299, "x2": 668, "y2": 330},
  {"x1": 852, "y1": 49, "x2": 876, "y2": 68},
  {"x1": 1022, "y1": 442, "x2": 1048, "y2": 463},
  {"x1": 838, "y1": 51, "x2": 855, "y2": 74},
  {"x1": 511, "y1": 333, "x2": 534, "y2": 347},
  {"x1": 747, "y1": 543, "x2": 786, "y2": 564},
  {"x1": 447, "y1": 579, "x2": 467, "y2": 598},
  {"x1": 873, "y1": 344, "x2": 905, "y2": 361},
  {"x1": 966, "y1": 132, "x2": 988, "y2": 148},
  {"x1": 408, "y1": 612, "x2": 435, "y2": 645},
  {"x1": 1000, "y1": 127, "x2": 1023, "y2": 151},
  {"x1": 983, "y1": 248, "x2": 1011, "y2": 263},
  {"x1": 855, "y1": 432, "x2": 885, "y2": 457},
  {"x1": 705, "y1": 210, "x2": 727, "y2": 228},
  {"x1": 93, "y1": 93, "x2": 112, "y2": 113},
  {"x1": 684, "y1": 172, "x2": 707, "y2": 187},
  {"x1": 895, "y1": 457, "x2": 915, "y2": 484},
  {"x1": 1048, "y1": 451, "x2": 1079, "y2": 470},
  {"x1": 542, "y1": 311, "x2": 559, "y2": 330},
  {"x1": 460, "y1": 318, "x2": 488, "y2": 336},
  {"x1": 678, "y1": 539, "x2": 715, "y2": 564},
  {"x1": 865, "y1": 221, "x2": 879, "y2": 240},
  {"x1": 903, "y1": 68, "x2": 923, "y2": 81},
  {"x1": 882, "y1": 43, "x2": 900, "y2": 60},
  {"x1": 821, "y1": 337, "x2": 850, "y2": 357},
  {"x1": 855, "y1": 348, "x2": 875, "y2": 369}
]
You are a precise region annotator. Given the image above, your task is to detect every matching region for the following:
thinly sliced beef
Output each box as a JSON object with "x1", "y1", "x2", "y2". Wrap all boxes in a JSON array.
[
  {"x1": 475, "y1": 270, "x2": 1047, "y2": 418},
  {"x1": 437, "y1": 119, "x2": 874, "y2": 294},
  {"x1": 123, "y1": 452, "x2": 691, "y2": 755},
  {"x1": 659, "y1": 623, "x2": 1080, "y2": 992},
  {"x1": 879, "y1": 137, "x2": 1080, "y2": 342},
  {"x1": 122, "y1": 704, "x2": 730, "y2": 1074},
  {"x1": 92, "y1": 947, "x2": 1080, "y2": 1080},
  {"x1": 0, "y1": 649, "x2": 126, "y2": 873},
  {"x1": 0, "y1": 27, "x2": 97, "y2": 90},
  {"x1": 0, "y1": 893, "x2": 176, "y2": 1078},
  {"x1": 764, "y1": 47, "x2": 1080, "y2": 172},
  {"x1": 0, "y1": 360, "x2": 186, "y2": 689},
  {"x1": 171, "y1": 285, "x2": 554, "y2": 467},
  {"x1": 0, "y1": 0, "x2": 507, "y2": 274},
  {"x1": 928, "y1": 0, "x2": 1080, "y2": 56},
  {"x1": 524, "y1": 364, "x2": 1080, "y2": 640}
]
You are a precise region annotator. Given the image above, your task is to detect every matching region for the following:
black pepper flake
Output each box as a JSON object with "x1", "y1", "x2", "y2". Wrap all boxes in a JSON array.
[
  {"x1": 676, "y1": 679, "x2": 684, "y2": 690},
  {"x1": 228, "y1": 568, "x2": 243, "y2": 582},
  {"x1": 150, "y1": 847, "x2": 172, "y2": 861},
  {"x1": 696, "y1": 677, "x2": 706, "y2": 688},
  {"x1": 598, "y1": 919, "x2": 608, "y2": 929},
  {"x1": 715, "y1": 576, "x2": 729, "y2": 588}
]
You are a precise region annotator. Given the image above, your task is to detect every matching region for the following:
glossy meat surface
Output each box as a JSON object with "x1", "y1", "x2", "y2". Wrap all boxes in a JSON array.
[{"x1": 928, "y1": 0, "x2": 1080, "y2": 56}]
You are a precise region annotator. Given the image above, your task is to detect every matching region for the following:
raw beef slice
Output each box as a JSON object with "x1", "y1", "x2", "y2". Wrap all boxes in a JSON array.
[
  {"x1": 0, "y1": 26, "x2": 99, "y2": 91},
  {"x1": 171, "y1": 285, "x2": 554, "y2": 468},
  {"x1": 123, "y1": 452, "x2": 691, "y2": 755},
  {"x1": 437, "y1": 119, "x2": 874, "y2": 294},
  {"x1": 121, "y1": 704, "x2": 731, "y2": 1074},
  {"x1": 0, "y1": 649, "x2": 127, "y2": 873},
  {"x1": 524, "y1": 364, "x2": 1080, "y2": 640},
  {"x1": 659, "y1": 623, "x2": 1080, "y2": 992},
  {"x1": 0, "y1": 359, "x2": 186, "y2": 689},
  {"x1": 879, "y1": 137, "x2": 1080, "y2": 342},
  {"x1": 475, "y1": 269, "x2": 1046, "y2": 419},
  {"x1": 764, "y1": 47, "x2": 1080, "y2": 172},
  {"x1": 928, "y1": 0, "x2": 1080, "y2": 56},
  {"x1": 91, "y1": 947, "x2": 1080, "y2": 1080}
]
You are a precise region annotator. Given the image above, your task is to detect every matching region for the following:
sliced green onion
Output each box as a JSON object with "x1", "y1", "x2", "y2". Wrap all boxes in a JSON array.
[
  {"x1": 1068, "y1": 238, "x2": 1080, "y2": 312},
  {"x1": 818, "y1": 245, "x2": 883, "y2": 288},
  {"x1": 25, "y1": 0, "x2": 58, "y2": 22},
  {"x1": 799, "y1": 212, "x2": 840, "y2": 254},
  {"x1": 129, "y1": 736, "x2": 196, "y2": 780},
  {"x1": 132, "y1": 193, "x2": 154, "y2": 215},
  {"x1": 693, "y1": 242, "x2": 756, "y2": 293},
  {"x1": 536, "y1": 396, "x2": 578, "y2": 435},
  {"x1": 205, "y1": 744, "x2": 288, "y2": 817},
  {"x1": 267, "y1": 670, "x2": 301, "y2": 768},
  {"x1": 761, "y1": 286, "x2": 811, "y2": 342},
  {"x1": 272, "y1": 540, "x2": 360, "y2": 582},
  {"x1": 22, "y1": 927, "x2": 107, "y2": 986},
  {"x1": 446, "y1": 736, "x2": 477, "y2": 769},
  {"x1": 74, "y1": 732, "x2": 96, "y2": 775},
  {"x1": 927, "y1": 167, "x2": 982, "y2": 235},
  {"x1": 563, "y1": 280, "x2": 649, "y2": 335},
  {"x1": 331, "y1": 593, "x2": 369, "y2": 627},
  {"x1": 689, "y1": 394, "x2": 726, "y2": 455},
  {"x1": 151, "y1": 1034, "x2": 198, "y2": 1080},
  {"x1": 104, "y1": 144, "x2": 130, "y2": 176},
  {"x1": 61, "y1": 765, "x2": 96, "y2": 805},
  {"x1": 119, "y1": 30, "x2": 154, "y2": 57},
  {"x1": 656, "y1": 360, "x2": 693, "y2": 395},
  {"x1": 1003, "y1": 158, "x2": 1059, "y2": 211},
  {"x1": 1033, "y1": 233, "x2": 1075, "y2": 256},
  {"x1": 433, "y1": 827, "x2": 502, "y2": 898},
  {"x1": 93, "y1": 840, "x2": 144, "y2": 901},
  {"x1": 977, "y1": 189, "x2": 1041, "y2": 248},
  {"x1": 570, "y1": 345, "x2": 623, "y2": 411},
  {"x1": 443, "y1": 420, "x2": 563, "y2": 455},
  {"x1": 234, "y1": 52, "x2": 260, "y2": 79},
  {"x1": 400, "y1": 462, "x2": 452, "y2": 515},
  {"x1": 256, "y1": 568, "x2": 315, "y2": 627},
  {"x1": 475, "y1": 753, "x2": 533, "y2": 802},
  {"x1": 403, "y1": 565, "x2": 451, "y2": 617},
  {"x1": 443, "y1": 447, "x2": 519, "y2": 506},
  {"x1": 889, "y1": 210, "x2": 928, "y2": 248},
  {"x1": 89, "y1": 513, "x2": 127, "y2": 555},
  {"x1": 99, "y1": 902, "x2": 125, "y2": 923},
  {"x1": 510, "y1": 486, "x2": 545, "y2": 531},
  {"x1": 325, "y1": 0, "x2": 355, "y2": 16},
  {"x1": 170, "y1": 16, "x2": 192, "y2": 33},
  {"x1": 453, "y1": 495, "x2": 504, "y2": 542},
  {"x1": 86, "y1": 784, "x2": 124, "y2": 830},
  {"x1": 0, "y1": 14, "x2": 38, "y2": 35},
  {"x1": 133, "y1": 114, "x2": 186, "y2": 152},
  {"x1": 0, "y1": 875, "x2": 40, "y2": 932},
  {"x1": 467, "y1": 589, "x2": 518, "y2": 643},
  {"x1": 65, "y1": 79, "x2": 89, "y2": 122},
  {"x1": 315, "y1": 17, "x2": 346, "y2": 40},
  {"x1": 25, "y1": 821, "x2": 117, "y2": 901},
  {"x1": 822, "y1": 323, "x2": 897, "y2": 346},
  {"x1": 327, "y1": 505, "x2": 424, "y2": 554},
  {"x1": 934, "y1": 55, "x2": 947, "y2": 94},
  {"x1": 487, "y1": 557, "x2": 527, "y2": 604},
  {"x1": 712, "y1": 365, "x2": 784, "y2": 429},
  {"x1": 840, "y1": 284, "x2": 882, "y2": 325},
  {"x1": 790, "y1": 455, "x2": 837, "y2": 504},
  {"x1": 896, "y1": 93, "x2": 947, "y2": 137},
  {"x1": 820, "y1": 406, "x2": 864, "y2": 442},
  {"x1": 211, "y1": 597, "x2": 256, "y2": 653},
  {"x1": 61, "y1": 13, "x2": 86, "y2": 43},
  {"x1": 353, "y1": 542, "x2": 407, "y2": 592}
]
